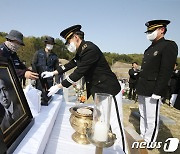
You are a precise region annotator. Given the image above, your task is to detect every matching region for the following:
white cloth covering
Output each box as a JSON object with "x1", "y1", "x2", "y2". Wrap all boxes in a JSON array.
[
  {"x1": 13, "y1": 90, "x2": 124, "y2": 154},
  {"x1": 13, "y1": 94, "x2": 63, "y2": 154},
  {"x1": 23, "y1": 85, "x2": 42, "y2": 117},
  {"x1": 44, "y1": 101, "x2": 124, "y2": 154}
]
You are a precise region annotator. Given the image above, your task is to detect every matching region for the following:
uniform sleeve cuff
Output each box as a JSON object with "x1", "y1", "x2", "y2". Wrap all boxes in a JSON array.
[
  {"x1": 57, "y1": 67, "x2": 64, "y2": 74},
  {"x1": 61, "y1": 79, "x2": 72, "y2": 88}
]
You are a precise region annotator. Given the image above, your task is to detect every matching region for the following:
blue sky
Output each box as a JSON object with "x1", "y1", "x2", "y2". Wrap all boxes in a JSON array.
[{"x1": 1, "y1": 0, "x2": 180, "y2": 55}]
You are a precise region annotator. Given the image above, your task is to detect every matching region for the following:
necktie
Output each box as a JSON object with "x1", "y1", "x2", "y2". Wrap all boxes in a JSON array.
[{"x1": 7, "y1": 111, "x2": 15, "y2": 125}]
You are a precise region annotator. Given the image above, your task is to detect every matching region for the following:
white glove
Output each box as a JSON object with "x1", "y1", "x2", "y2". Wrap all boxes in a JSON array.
[
  {"x1": 76, "y1": 84, "x2": 81, "y2": 89},
  {"x1": 134, "y1": 73, "x2": 138, "y2": 75},
  {"x1": 47, "y1": 85, "x2": 60, "y2": 97},
  {"x1": 151, "y1": 94, "x2": 161, "y2": 100},
  {"x1": 170, "y1": 94, "x2": 178, "y2": 106},
  {"x1": 41, "y1": 71, "x2": 54, "y2": 78}
]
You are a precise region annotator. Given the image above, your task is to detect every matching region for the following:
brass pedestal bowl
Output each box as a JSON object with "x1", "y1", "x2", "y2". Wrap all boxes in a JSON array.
[{"x1": 69, "y1": 106, "x2": 93, "y2": 144}]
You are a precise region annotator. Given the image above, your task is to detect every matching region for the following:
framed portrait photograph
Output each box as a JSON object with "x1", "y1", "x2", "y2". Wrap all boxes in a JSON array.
[{"x1": 0, "y1": 57, "x2": 34, "y2": 153}]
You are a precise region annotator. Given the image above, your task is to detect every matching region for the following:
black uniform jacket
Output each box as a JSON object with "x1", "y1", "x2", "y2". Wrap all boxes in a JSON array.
[
  {"x1": 0, "y1": 43, "x2": 27, "y2": 79},
  {"x1": 57, "y1": 40, "x2": 121, "y2": 98},
  {"x1": 32, "y1": 49, "x2": 59, "y2": 73},
  {"x1": 128, "y1": 68, "x2": 140, "y2": 84},
  {"x1": 168, "y1": 69, "x2": 180, "y2": 94},
  {"x1": 136, "y1": 38, "x2": 178, "y2": 97}
]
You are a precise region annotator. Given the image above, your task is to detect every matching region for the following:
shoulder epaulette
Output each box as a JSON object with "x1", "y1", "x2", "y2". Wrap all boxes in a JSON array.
[{"x1": 82, "y1": 44, "x2": 87, "y2": 51}]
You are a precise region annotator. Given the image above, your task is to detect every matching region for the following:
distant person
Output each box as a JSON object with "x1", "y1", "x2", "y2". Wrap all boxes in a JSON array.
[
  {"x1": 162, "y1": 63, "x2": 180, "y2": 104},
  {"x1": 136, "y1": 20, "x2": 178, "y2": 143},
  {"x1": 170, "y1": 66, "x2": 180, "y2": 110},
  {"x1": 173, "y1": 87, "x2": 180, "y2": 110},
  {"x1": 168, "y1": 63, "x2": 180, "y2": 99},
  {"x1": 128, "y1": 62, "x2": 139, "y2": 101},
  {"x1": 0, "y1": 30, "x2": 38, "y2": 81},
  {"x1": 32, "y1": 36, "x2": 59, "y2": 105},
  {"x1": 0, "y1": 78, "x2": 24, "y2": 132},
  {"x1": 163, "y1": 62, "x2": 180, "y2": 105}
]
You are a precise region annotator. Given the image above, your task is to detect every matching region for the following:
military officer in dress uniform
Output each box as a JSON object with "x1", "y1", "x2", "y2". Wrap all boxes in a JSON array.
[
  {"x1": 41, "y1": 25, "x2": 128, "y2": 153},
  {"x1": 136, "y1": 20, "x2": 178, "y2": 143},
  {"x1": 0, "y1": 30, "x2": 39, "y2": 81}
]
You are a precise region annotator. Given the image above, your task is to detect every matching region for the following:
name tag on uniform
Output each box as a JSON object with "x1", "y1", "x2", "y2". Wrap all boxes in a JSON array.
[{"x1": 153, "y1": 51, "x2": 159, "y2": 56}]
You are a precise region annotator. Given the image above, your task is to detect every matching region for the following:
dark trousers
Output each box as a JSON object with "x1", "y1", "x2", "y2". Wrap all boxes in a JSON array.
[{"x1": 128, "y1": 83, "x2": 137, "y2": 100}]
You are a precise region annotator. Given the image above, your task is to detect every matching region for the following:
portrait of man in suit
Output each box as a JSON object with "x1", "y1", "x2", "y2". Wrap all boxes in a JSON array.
[{"x1": 0, "y1": 78, "x2": 24, "y2": 132}]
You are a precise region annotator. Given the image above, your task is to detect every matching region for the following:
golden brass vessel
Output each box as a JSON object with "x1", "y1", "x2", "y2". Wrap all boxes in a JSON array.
[{"x1": 69, "y1": 106, "x2": 93, "y2": 144}]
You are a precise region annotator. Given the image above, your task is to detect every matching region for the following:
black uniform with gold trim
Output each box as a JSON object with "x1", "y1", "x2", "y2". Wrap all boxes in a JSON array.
[
  {"x1": 57, "y1": 40, "x2": 121, "y2": 98},
  {"x1": 136, "y1": 19, "x2": 178, "y2": 143},
  {"x1": 53, "y1": 25, "x2": 127, "y2": 153},
  {"x1": 136, "y1": 37, "x2": 178, "y2": 97}
]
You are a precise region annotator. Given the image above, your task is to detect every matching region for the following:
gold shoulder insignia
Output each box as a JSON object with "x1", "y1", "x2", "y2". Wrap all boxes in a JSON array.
[
  {"x1": 153, "y1": 51, "x2": 159, "y2": 56},
  {"x1": 82, "y1": 44, "x2": 87, "y2": 51}
]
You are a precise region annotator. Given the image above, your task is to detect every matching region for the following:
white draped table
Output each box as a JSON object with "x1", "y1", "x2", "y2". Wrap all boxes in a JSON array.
[
  {"x1": 44, "y1": 101, "x2": 124, "y2": 154},
  {"x1": 13, "y1": 93, "x2": 124, "y2": 154}
]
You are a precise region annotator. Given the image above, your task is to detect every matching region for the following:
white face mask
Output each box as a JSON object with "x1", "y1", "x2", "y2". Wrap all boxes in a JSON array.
[
  {"x1": 5, "y1": 41, "x2": 20, "y2": 52},
  {"x1": 146, "y1": 30, "x2": 158, "y2": 41},
  {"x1": 46, "y1": 44, "x2": 54, "y2": 50},
  {"x1": 67, "y1": 42, "x2": 76, "y2": 52}
]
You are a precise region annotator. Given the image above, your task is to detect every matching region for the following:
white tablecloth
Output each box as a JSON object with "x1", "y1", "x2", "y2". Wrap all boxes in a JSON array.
[
  {"x1": 13, "y1": 93, "x2": 124, "y2": 154},
  {"x1": 13, "y1": 94, "x2": 63, "y2": 154},
  {"x1": 44, "y1": 101, "x2": 124, "y2": 154}
]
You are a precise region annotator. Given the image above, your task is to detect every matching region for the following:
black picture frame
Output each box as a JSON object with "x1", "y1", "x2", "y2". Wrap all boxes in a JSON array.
[{"x1": 0, "y1": 57, "x2": 34, "y2": 153}]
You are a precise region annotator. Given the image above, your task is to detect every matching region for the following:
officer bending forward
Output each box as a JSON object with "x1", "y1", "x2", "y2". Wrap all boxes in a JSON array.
[{"x1": 42, "y1": 25, "x2": 128, "y2": 153}]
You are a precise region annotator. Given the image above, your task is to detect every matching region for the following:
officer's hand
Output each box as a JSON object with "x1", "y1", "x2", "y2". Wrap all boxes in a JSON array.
[
  {"x1": 25, "y1": 71, "x2": 39, "y2": 80},
  {"x1": 41, "y1": 71, "x2": 54, "y2": 78},
  {"x1": 47, "y1": 84, "x2": 62, "y2": 97},
  {"x1": 134, "y1": 73, "x2": 138, "y2": 75},
  {"x1": 151, "y1": 94, "x2": 161, "y2": 100},
  {"x1": 72, "y1": 83, "x2": 77, "y2": 88}
]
